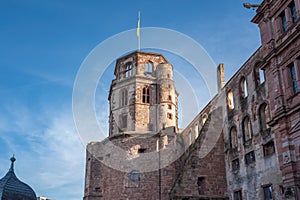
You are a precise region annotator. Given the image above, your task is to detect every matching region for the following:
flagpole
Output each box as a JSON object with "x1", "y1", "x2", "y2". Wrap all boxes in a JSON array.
[{"x1": 137, "y1": 11, "x2": 141, "y2": 51}]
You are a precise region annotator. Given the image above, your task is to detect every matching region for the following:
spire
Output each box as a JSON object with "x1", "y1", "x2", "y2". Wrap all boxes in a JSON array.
[{"x1": 9, "y1": 155, "x2": 16, "y2": 172}]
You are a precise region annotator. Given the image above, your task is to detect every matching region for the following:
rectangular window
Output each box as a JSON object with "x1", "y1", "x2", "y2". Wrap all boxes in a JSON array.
[
  {"x1": 259, "y1": 68, "x2": 265, "y2": 84},
  {"x1": 245, "y1": 151, "x2": 256, "y2": 165},
  {"x1": 234, "y1": 190, "x2": 242, "y2": 200},
  {"x1": 264, "y1": 141, "x2": 275, "y2": 157},
  {"x1": 290, "y1": 64, "x2": 299, "y2": 94},
  {"x1": 232, "y1": 159, "x2": 240, "y2": 171},
  {"x1": 263, "y1": 185, "x2": 273, "y2": 200},
  {"x1": 290, "y1": 2, "x2": 298, "y2": 23},
  {"x1": 281, "y1": 12, "x2": 288, "y2": 31}
]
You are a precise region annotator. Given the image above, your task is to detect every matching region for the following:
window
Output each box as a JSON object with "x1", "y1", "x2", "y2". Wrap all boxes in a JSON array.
[
  {"x1": 197, "y1": 177, "x2": 206, "y2": 195},
  {"x1": 234, "y1": 190, "x2": 242, "y2": 200},
  {"x1": 119, "y1": 114, "x2": 127, "y2": 129},
  {"x1": 145, "y1": 62, "x2": 153, "y2": 75},
  {"x1": 125, "y1": 63, "x2": 133, "y2": 78},
  {"x1": 202, "y1": 115, "x2": 207, "y2": 125},
  {"x1": 290, "y1": 64, "x2": 299, "y2": 94},
  {"x1": 120, "y1": 89, "x2": 128, "y2": 106},
  {"x1": 130, "y1": 171, "x2": 139, "y2": 181},
  {"x1": 138, "y1": 148, "x2": 146, "y2": 153},
  {"x1": 259, "y1": 103, "x2": 270, "y2": 131},
  {"x1": 142, "y1": 87, "x2": 150, "y2": 103},
  {"x1": 281, "y1": 11, "x2": 288, "y2": 32},
  {"x1": 242, "y1": 116, "x2": 252, "y2": 142},
  {"x1": 290, "y1": 2, "x2": 298, "y2": 23},
  {"x1": 168, "y1": 104, "x2": 172, "y2": 109},
  {"x1": 245, "y1": 151, "x2": 256, "y2": 165},
  {"x1": 230, "y1": 127, "x2": 238, "y2": 148},
  {"x1": 240, "y1": 77, "x2": 248, "y2": 97},
  {"x1": 167, "y1": 113, "x2": 173, "y2": 120},
  {"x1": 263, "y1": 185, "x2": 273, "y2": 200},
  {"x1": 227, "y1": 90, "x2": 235, "y2": 110},
  {"x1": 232, "y1": 159, "x2": 240, "y2": 171},
  {"x1": 168, "y1": 95, "x2": 172, "y2": 101},
  {"x1": 259, "y1": 68, "x2": 265, "y2": 84},
  {"x1": 264, "y1": 141, "x2": 275, "y2": 156}
]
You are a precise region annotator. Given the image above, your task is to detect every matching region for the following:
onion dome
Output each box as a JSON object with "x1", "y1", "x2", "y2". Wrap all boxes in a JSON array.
[{"x1": 0, "y1": 156, "x2": 37, "y2": 200}]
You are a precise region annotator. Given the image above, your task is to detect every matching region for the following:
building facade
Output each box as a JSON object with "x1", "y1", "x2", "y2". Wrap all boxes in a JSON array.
[{"x1": 84, "y1": 0, "x2": 300, "y2": 199}]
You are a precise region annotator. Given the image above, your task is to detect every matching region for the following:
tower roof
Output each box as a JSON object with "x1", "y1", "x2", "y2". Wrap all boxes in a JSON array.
[{"x1": 0, "y1": 156, "x2": 37, "y2": 200}]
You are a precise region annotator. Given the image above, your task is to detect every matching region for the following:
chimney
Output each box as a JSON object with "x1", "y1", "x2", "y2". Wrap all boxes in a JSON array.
[{"x1": 217, "y1": 63, "x2": 225, "y2": 93}]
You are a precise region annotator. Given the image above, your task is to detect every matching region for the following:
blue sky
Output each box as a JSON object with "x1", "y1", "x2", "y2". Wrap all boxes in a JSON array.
[{"x1": 0, "y1": 0, "x2": 262, "y2": 199}]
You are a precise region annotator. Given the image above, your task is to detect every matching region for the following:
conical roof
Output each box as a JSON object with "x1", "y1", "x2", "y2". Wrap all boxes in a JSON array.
[{"x1": 0, "y1": 156, "x2": 37, "y2": 200}]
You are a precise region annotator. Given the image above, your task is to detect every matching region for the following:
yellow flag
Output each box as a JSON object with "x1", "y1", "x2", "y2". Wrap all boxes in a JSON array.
[{"x1": 136, "y1": 12, "x2": 140, "y2": 37}]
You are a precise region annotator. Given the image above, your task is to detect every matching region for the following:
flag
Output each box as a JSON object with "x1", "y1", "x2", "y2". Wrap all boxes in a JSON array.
[{"x1": 136, "y1": 12, "x2": 140, "y2": 37}]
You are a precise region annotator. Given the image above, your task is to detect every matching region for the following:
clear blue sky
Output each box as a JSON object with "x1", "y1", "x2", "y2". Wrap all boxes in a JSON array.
[{"x1": 0, "y1": 0, "x2": 262, "y2": 199}]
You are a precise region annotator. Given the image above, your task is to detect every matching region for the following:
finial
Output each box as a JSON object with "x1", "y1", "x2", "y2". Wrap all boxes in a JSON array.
[{"x1": 9, "y1": 155, "x2": 16, "y2": 172}]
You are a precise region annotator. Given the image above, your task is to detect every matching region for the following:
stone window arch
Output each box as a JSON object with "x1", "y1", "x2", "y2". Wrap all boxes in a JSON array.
[
  {"x1": 240, "y1": 77, "x2": 248, "y2": 97},
  {"x1": 229, "y1": 126, "x2": 238, "y2": 148},
  {"x1": 227, "y1": 90, "x2": 234, "y2": 110},
  {"x1": 242, "y1": 115, "x2": 252, "y2": 142},
  {"x1": 259, "y1": 103, "x2": 270, "y2": 131},
  {"x1": 120, "y1": 89, "x2": 128, "y2": 107},
  {"x1": 142, "y1": 87, "x2": 150, "y2": 103}
]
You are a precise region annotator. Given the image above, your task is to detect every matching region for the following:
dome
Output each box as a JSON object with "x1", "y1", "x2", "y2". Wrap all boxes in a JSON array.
[{"x1": 0, "y1": 156, "x2": 37, "y2": 200}]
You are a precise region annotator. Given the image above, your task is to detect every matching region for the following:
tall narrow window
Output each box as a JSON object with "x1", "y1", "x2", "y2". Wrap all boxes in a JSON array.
[
  {"x1": 263, "y1": 185, "x2": 273, "y2": 200},
  {"x1": 259, "y1": 103, "x2": 270, "y2": 131},
  {"x1": 145, "y1": 62, "x2": 153, "y2": 76},
  {"x1": 227, "y1": 90, "x2": 235, "y2": 110},
  {"x1": 245, "y1": 151, "x2": 256, "y2": 165},
  {"x1": 290, "y1": 2, "x2": 298, "y2": 23},
  {"x1": 119, "y1": 114, "x2": 127, "y2": 130},
  {"x1": 290, "y1": 64, "x2": 299, "y2": 94},
  {"x1": 120, "y1": 89, "x2": 128, "y2": 107},
  {"x1": 202, "y1": 115, "x2": 207, "y2": 125},
  {"x1": 281, "y1": 12, "x2": 288, "y2": 32},
  {"x1": 125, "y1": 63, "x2": 133, "y2": 78},
  {"x1": 242, "y1": 116, "x2": 252, "y2": 142},
  {"x1": 142, "y1": 87, "x2": 150, "y2": 103},
  {"x1": 259, "y1": 68, "x2": 265, "y2": 84},
  {"x1": 240, "y1": 77, "x2": 248, "y2": 97},
  {"x1": 230, "y1": 127, "x2": 238, "y2": 148},
  {"x1": 234, "y1": 190, "x2": 242, "y2": 200}
]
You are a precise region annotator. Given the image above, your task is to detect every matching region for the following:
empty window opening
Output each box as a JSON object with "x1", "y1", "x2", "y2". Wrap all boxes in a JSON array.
[
  {"x1": 130, "y1": 171, "x2": 139, "y2": 181},
  {"x1": 263, "y1": 185, "x2": 273, "y2": 200},
  {"x1": 264, "y1": 141, "x2": 275, "y2": 157},
  {"x1": 234, "y1": 190, "x2": 242, "y2": 200},
  {"x1": 245, "y1": 151, "x2": 256, "y2": 165},
  {"x1": 138, "y1": 148, "x2": 146, "y2": 153},
  {"x1": 145, "y1": 62, "x2": 153, "y2": 75},
  {"x1": 230, "y1": 126, "x2": 238, "y2": 148},
  {"x1": 125, "y1": 63, "x2": 133, "y2": 78},
  {"x1": 227, "y1": 90, "x2": 234, "y2": 110},
  {"x1": 240, "y1": 77, "x2": 248, "y2": 97},
  {"x1": 167, "y1": 113, "x2": 173, "y2": 120},
  {"x1": 259, "y1": 103, "x2": 270, "y2": 131},
  {"x1": 242, "y1": 116, "x2": 252, "y2": 142},
  {"x1": 232, "y1": 159, "x2": 240, "y2": 171},
  {"x1": 259, "y1": 68, "x2": 265, "y2": 84},
  {"x1": 281, "y1": 11, "x2": 288, "y2": 32},
  {"x1": 290, "y1": 2, "x2": 298, "y2": 23}
]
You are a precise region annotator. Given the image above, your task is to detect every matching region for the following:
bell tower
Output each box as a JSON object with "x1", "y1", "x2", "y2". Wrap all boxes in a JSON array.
[{"x1": 108, "y1": 51, "x2": 179, "y2": 136}]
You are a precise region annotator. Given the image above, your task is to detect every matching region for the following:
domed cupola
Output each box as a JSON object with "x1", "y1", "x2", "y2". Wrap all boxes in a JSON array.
[{"x1": 0, "y1": 156, "x2": 37, "y2": 200}]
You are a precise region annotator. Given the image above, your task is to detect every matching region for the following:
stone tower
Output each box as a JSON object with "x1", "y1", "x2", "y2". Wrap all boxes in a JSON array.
[{"x1": 108, "y1": 51, "x2": 179, "y2": 136}]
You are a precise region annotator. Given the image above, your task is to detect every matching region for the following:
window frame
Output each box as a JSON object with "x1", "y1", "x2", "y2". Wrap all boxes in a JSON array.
[
  {"x1": 242, "y1": 116, "x2": 252, "y2": 143},
  {"x1": 142, "y1": 87, "x2": 150, "y2": 104}
]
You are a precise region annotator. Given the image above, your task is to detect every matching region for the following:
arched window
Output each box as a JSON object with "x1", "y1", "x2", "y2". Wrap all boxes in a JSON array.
[
  {"x1": 142, "y1": 87, "x2": 150, "y2": 103},
  {"x1": 120, "y1": 89, "x2": 128, "y2": 107},
  {"x1": 242, "y1": 116, "x2": 252, "y2": 142},
  {"x1": 240, "y1": 77, "x2": 248, "y2": 97},
  {"x1": 145, "y1": 61, "x2": 153, "y2": 75},
  {"x1": 229, "y1": 126, "x2": 238, "y2": 148},
  {"x1": 259, "y1": 103, "x2": 270, "y2": 131},
  {"x1": 227, "y1": 90, "x2": 234, "y2": 110},
  {"x1": 125, "y1": 63, "x2": 133, "y2": 78}
]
